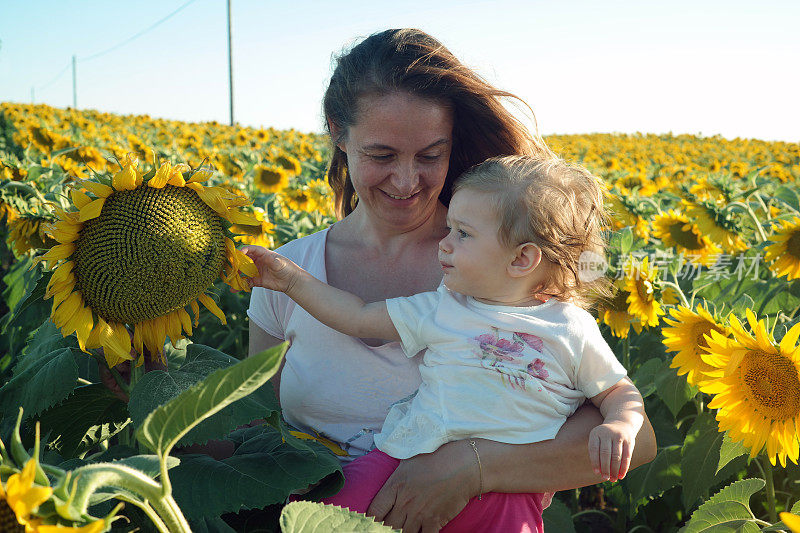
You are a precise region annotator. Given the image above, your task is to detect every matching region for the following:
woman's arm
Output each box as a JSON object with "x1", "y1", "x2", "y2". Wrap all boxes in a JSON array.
[{"x1": 368, "y1": 404, "x2": 657, "y2": 532}]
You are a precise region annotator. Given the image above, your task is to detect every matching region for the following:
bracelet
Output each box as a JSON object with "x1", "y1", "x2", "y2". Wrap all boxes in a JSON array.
[{"x1": 468, "y1": 440, "x2": 483, "y2": 500}]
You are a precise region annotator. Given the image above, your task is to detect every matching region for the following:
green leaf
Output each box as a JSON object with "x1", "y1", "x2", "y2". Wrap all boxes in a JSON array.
[
  {"x1": 190, "y1": 517, "x2": 237, "y2": 533},
  {"x1": 111, "y1": 455, "x2": 180, "y2": 479},
  {"x1": 542, "y1": 497, "x2": 576, "y2": 533},
  {"x1": 0, "y1": 347, "x2": 78, "y2": 418},
  {"x1": 37, "y1": 384, "x2": 130, "y2": 458},
  {"x1": 717, "y1": 433, "x2": 748, "y2": 474},
  {"x1": 279, "y1": 501, "x2": 398, "y2": 532},
  {"x1": 682, "y1": 478, "x2": 765, "y2": 533},
  {"x1": 773, "y1": 185, "x2": 800, "y2": 213},
  {"x1": 129, "y1": 343, "x2": 281, "y2": 448},
  {"x1": 681, "y1": 413, "x2": 725, "y2": 509},
  {"x1": 135, "y1": 343, "x2": 287, "y2": 457},
  {"x1": 170, "y1": 428, "x2": 342, "y2": 520},
  {"x1": 654, "y1": 362, "x2": 696, "y2": 418},
  {"x1": 632, "y1": 358, "x2": 662, "y2": 399},
  {"x1": 625, "y1": 445, "x2": 682, "y2": 515}
]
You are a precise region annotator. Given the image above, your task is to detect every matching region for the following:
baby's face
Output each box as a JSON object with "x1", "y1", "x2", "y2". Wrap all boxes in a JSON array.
[{"x1": 438, "y1": 188, "x2": 516, "y2": 301}]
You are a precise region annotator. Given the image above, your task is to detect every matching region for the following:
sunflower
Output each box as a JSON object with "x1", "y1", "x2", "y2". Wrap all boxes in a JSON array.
[
  {"x1": 0, "y1": 459, "x2": 52, "y2": 532},
  {"x1": 663, "y1": 303, "x2": 729, "y2": 386},
  {"x1": 684, "y1": 200, "x2": 747, "y2": 252},
  {"x1": 596, "y1": 281, "x2": 645, "y2": 338},
  {"x1": 7, "y1": 214, "x2": 57, "y2": 256},
  {"x1": 651, "y1": 209, "x2": 721, "y2": 266},
  {"x1": 37, "y1": 154, "x2": 259, "y2": 367},
  {"x1": 780, "y1": 512, "x2": 800, "y2": 533},
  {"x1": 231, "y1": 207, "x2": 275, "y2": 249},
  {"x1": 606, "y1": 194, "x2": 650, "y2": 240},
  {"x1": 252, "y1": 165, "x2": 289, "y2": 194},
  {"x1": 701, "y1": 309, "x2": 800, "y2": 466},
  {"x1": 272, "y1": 153, "x2": 302, "y2": 176},
  {"x1": 624, "y1": 256, "x2": 664, "y2": 327},
  {"x1": 282, "y1": 188, "x2": 318, "y2": 214},
  {"x1": 764, "y1": 216, "x2": 800, "y2": 280}
]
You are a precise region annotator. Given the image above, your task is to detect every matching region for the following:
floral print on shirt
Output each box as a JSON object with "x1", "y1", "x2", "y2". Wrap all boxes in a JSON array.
[{"x1": 470, "y1": 328, "x2": 549, "y2": 390}]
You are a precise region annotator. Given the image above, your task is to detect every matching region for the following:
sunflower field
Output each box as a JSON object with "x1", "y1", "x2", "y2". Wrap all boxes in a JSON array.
[{"x1": 0, "y1": 101, "x2": 799, "y2": 532}]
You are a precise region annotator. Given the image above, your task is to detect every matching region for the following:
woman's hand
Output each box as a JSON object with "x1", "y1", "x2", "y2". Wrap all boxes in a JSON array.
[
  {"x1": 367, "y1": 440, "x2": 478, "y2": 533},
  {"x1": 240, "y1": 246, "x2": 299, "y2": 293}
]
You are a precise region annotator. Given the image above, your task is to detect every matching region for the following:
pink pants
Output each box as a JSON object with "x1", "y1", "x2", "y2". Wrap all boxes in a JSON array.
[{"x1": 321, "y1": 449, "x2": 544, "y2": 533}]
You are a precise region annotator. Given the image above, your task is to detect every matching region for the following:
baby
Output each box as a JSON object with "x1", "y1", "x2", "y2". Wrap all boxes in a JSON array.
[{"x1": 244, "y1": 155, "x2": 645, "y2": 533}]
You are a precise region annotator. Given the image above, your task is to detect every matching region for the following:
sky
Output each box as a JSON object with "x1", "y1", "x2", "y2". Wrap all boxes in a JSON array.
[{"x1": 1, "y1": 0, "x2": 798, "y2": 142}]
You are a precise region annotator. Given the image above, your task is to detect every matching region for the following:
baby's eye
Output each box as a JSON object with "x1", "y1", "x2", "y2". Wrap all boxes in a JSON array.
[{"x1": 458, "y1": 229, "x2": 470, "y2": 238}]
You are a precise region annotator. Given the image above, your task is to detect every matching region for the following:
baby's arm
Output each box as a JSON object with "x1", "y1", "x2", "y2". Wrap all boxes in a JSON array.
[
  {"x1": 241, "y1": 245, "x2": 400, "y2": 342},
  {"x1": 587, "y1": 377, "x2": 645, "y2": 481}
]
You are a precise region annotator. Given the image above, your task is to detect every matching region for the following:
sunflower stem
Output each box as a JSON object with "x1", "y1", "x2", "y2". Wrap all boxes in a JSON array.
[
  {"x1": 660, "y1": 280, "x2": 690, "y2": 308},
  {"x1": 622, "y1": 336, "x2": 631, "y2": 369},
  {"x1": 760, "y1": 456, "x2": 778, "y2": 523},
  {"x1": 729, "y1": 201, "x2": 768, "y2": 243}
]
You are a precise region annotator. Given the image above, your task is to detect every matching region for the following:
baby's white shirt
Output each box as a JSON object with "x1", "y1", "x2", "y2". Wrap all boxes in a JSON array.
[{"x1": 377, "y1": 284, "x2": 627, "y2": 459}]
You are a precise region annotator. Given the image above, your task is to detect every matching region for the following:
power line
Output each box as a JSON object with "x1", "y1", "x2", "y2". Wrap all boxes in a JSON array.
[
  {"x1": 80, "y1": 0, "x2": 199, "y2": 62},
  {"x1": 31, "y1": 0, "x2": 200, "y2": 100}
]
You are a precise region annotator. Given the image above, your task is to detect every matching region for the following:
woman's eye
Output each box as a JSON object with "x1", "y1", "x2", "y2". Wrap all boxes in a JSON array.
[
  {"x1": 419, "y1": 154, "x2": 441, "y2": 162},
  {"x1": 369, "y1": 154, "x2": 393, "y2": 161}
]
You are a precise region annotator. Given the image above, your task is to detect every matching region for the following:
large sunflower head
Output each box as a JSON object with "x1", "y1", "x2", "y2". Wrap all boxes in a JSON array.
[
  {"x1": 684, "y1": 200, "x2": 747, "y2": 252},
  {"x1": 663, "y1": 302, "x2": 730, "y2": 386},
  {"x1": 651, "y1": 209, "x2": 722, "y2": 266},
  {"x1": 38, "y1": 154, "x2": 260, "y2": 367},
  {"x1": 700, "y1": 309, "x2": 800, "y2": 467},
  {"x1": 764, "y1": 216, "x2": 800, "y2": 280},
  {"x1": 623, "y1": 256, "x2": 665, "y2": 327},
  {"x1": 596, "y1": 280, "x2": 645, "y2": 338}
]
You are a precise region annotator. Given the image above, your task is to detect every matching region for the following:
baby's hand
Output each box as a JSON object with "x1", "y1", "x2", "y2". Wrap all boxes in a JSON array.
[
  {"x1": 588, "y1": 419, "x2": 638, "y2": 481},
  {"x1": 240, "y1": 246, "x2": 300, "y2": 294}
]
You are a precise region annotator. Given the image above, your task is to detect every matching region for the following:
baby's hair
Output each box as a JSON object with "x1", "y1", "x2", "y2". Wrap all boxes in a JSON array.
[{"x1": 453, "y1": 155, "x2": 611, "y2": 308}]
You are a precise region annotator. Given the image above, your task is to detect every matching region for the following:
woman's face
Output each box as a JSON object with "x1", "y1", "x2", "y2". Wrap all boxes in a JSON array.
[{"x1": 338, "y1": 91, "x2": 453, "y2": 231}]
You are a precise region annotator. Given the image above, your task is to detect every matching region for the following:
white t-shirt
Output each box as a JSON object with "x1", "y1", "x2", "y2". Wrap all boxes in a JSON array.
[
  {"x1": 377, "y1": 284, "x2": 627, "y2": 459},
  {"x1": 247, "y1": 228, "x2": 423, "y2": 462}
]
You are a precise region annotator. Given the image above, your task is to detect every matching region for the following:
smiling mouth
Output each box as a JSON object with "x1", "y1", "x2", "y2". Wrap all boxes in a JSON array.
[
  {"x1": 384, "y1": 191, "x2": 418, "y2": 200},
  {"x1": 440, "y1": 261, "x2": 453, "y2": 269}
]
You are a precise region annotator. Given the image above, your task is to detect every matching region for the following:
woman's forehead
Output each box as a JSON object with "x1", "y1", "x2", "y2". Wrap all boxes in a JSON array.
[{"x1": 351, "y1": 91, "x2": 453, "y2": 147}]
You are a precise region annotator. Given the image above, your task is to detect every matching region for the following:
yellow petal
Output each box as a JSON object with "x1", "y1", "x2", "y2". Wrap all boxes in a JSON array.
[
  {"x1": 780, "y1": 512, "x2": 800, "y2": 533},
  {"x1": 81, "y1": 181, "x2": 113, "y2": 198},
  {"x1": 780, "y1": 322, "x2": 800, "y2": 354},
  {"x1": 148, "y1": 162, "x2": 172, "y2": 189},
  {"x1": 79, "y1": 198, "x2": 105, "y2": 222},
  {"x1": 177, "y1": 308, "x2": 193, "y2": 337},
  {"x1": 166, "y1": 310, "x2": 183, "y2": 345},
  {"x1": 35, "y1": 243, "x2": 75, "y2": 264},
  {"x1": 70, "y1": 189, "x2": 93, "y2": 209},
  {"x1": 102, "y1": 322, "x2": 133, "y2": 367},
  {"x1": 53, "y1": 292, "x2": 82, "y2": 328},
  {"x1": 187, "y1": 168, "x2": 213, "y2": 183},
  {"x1": 190, "y1": 300, "x2": 200, "y2": 327},
  {"x1": 228, "y1": 209, "x2": 261, "y2": 226},
  {"x1": 74, "y1": 304, "x2": 94, "y2": 352},
  {"x1": 112, "y1": 165, "x2": 138, "y2": 191},
  {"x1": 198, "y1": 293, "x2": 227, "y2": 325},
  {"x1": 133, "y1": 322, "x2": 144, "y2": 357}
]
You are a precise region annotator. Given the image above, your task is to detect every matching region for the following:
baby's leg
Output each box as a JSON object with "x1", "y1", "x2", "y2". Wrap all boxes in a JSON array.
[
  {"x1": 320, "y1": 449, "x2": 400, "y2": 514},
  {"x1": 441, "y1": 491, "x2": 545, "y2": 533}
]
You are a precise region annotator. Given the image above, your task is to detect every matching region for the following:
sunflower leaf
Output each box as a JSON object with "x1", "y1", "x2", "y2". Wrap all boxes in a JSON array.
[
  {"x1": 680, "y1": 412, "x2": 725, "y2": 510},
  {"x1": 542, "y1": 497, "x2": 577, "y2": 533},
  {"x1": 0, "y1": 345, "x2": 78, "y2": 419},
  {"x1": 169, "y1": 427, "x2": 342, "y2": 520},
  {"x1": 717, "y1": 433, "x2": 748, "y2": 474},
  {"x1": 624, "y1": 445, "x2": 682, "y2": 517},
  {"x1": 129, "y1": 343, "x2": 281, "y2": 448},
  {"x1": 654, "y1": 362, "x2": 696, "y2": 418},
  {"x1": 279, "y1": 501, "x2": 398, "y2": 533},
  {"x1": 681, "y1": 478, "x2": 765, "y2": 533},
  {"x1": 135, "y1": 342, "x2": 287, "y2": 457}
]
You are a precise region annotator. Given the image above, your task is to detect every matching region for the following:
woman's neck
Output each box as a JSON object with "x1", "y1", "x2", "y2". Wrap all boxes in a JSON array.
[{"x1": 342, "y1": 202, "x2": 448, "y2": 255}]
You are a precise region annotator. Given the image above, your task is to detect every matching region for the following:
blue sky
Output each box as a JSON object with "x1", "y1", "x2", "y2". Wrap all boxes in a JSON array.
[{"x1": 1, "y1": 0, "x2": 798, "y2": 141}]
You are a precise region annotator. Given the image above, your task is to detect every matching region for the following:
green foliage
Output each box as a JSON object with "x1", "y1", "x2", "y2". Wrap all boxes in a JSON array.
[
  {"x1": 129, "y1": 343, "x2": 280, "y2": 447},
  {"x1": 170, "y1": 428, "x2": 342, "y2": 520},
  {"x1": 279, "y1": 501, "x2": 398, "y2": 533},
  {"x1": 542, "y1": 497, "x2": 576, "y2": 532},
  {"x1": 682, "y1": 478, "x2": 765, "y2": 533},
  {"x1": 135, "y1": 342, "x2": 287, "y2": 457}
]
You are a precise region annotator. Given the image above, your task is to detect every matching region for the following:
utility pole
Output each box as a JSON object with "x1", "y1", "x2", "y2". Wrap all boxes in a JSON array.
[
  {"x1": 227, "y1": 0, "x2": 234, "y2": 126},
  {"x1": 72, "y1": 55, "x2": 77, "y2": 108}
]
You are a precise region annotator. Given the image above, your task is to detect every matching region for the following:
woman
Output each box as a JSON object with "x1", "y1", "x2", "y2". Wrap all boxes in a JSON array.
[{"x1": 248, "y1": 28, "x2": 657, "y2": 532}]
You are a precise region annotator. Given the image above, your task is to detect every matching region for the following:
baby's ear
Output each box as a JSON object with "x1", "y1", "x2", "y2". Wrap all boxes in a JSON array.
[{"x1": 508, "y1": 243, "x2": 541, "y2": 278}]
